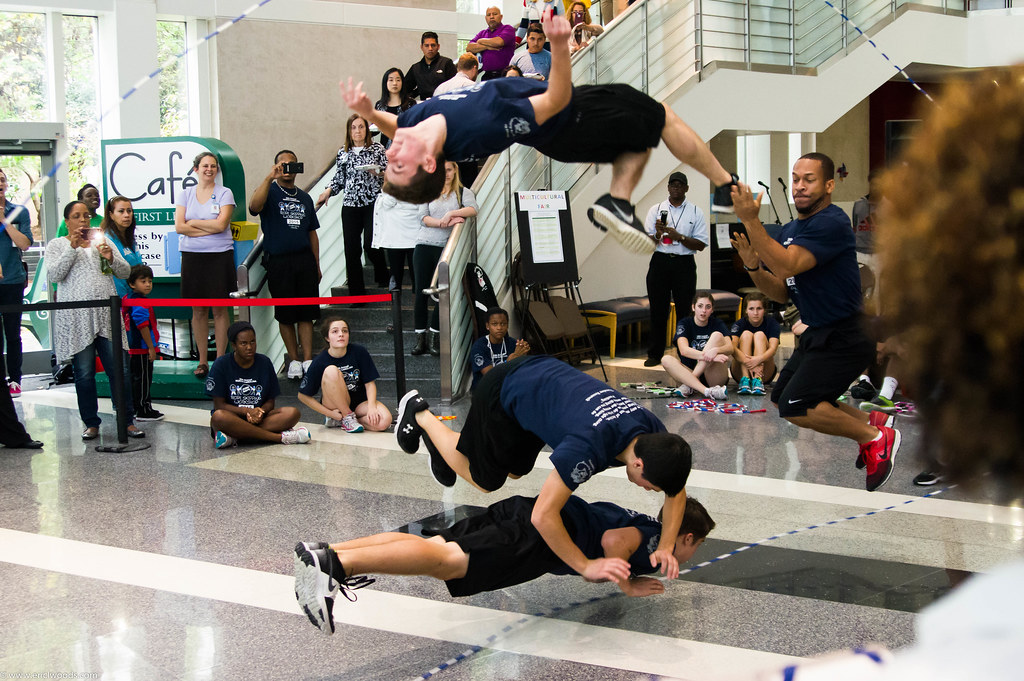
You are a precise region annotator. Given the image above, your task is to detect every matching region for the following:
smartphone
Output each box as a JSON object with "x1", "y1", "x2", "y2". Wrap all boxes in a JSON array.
[
  {"x1": 728, "y1": 223, "x2": 748, "y2": 241},
  {"x1": 85, "y1": 228, "x2": 101, "y2": 242},
  {"x1": 281, "y1": 162, "x2": 304, "y2": 174}
]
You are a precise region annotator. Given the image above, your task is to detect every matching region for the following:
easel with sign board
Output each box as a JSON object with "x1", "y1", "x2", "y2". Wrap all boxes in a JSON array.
[{"x1": 513, "y1": 191, "x2": 605, "y2": 378}]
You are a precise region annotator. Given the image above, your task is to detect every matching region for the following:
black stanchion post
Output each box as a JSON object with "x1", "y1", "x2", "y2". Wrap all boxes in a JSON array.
[
  {"x1": 109, "y1": 294, "x2": 129, "y2": 444},
  {"x1": 391, "y1": 284, "x2": 407, "y2": 401}
]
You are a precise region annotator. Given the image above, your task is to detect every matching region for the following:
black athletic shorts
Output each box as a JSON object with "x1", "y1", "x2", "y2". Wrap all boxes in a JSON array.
[
  {"x1": 266, "y1": 249, "x2": 321, "y2": 324},
  {"x1": 536, "y1": 84, "x2": 666, "y2": 164},
  {"x1": 457, "y1": 356, "x2": 545, "y2": 492},
  {"x1": 772, "y1": 315, "x2": 874, "y2": 418},
  {"x1": 440, "y1": 495, "x2": 571, "y2": 597}
]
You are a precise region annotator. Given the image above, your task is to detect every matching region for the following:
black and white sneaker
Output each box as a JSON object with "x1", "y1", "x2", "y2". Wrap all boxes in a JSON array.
[
  {"x1": 293, "y1": 542, "x2": 374, "y2": 636},
  {"x1": 711, "y1": 173, "x2": 739, "y2": 214},
  {"x1": 423, "y1": 434, "x2": 456, "y2": 487},
  {"x1": 850, "y1": 378, "x2": 878, "y2": 401},
  {"x1": 396, "y1": 389, "x2": 430, "y2": 453},
  {"x1": 912, "y1": 470, "x2": 943, "y2": 486},
  {"x1": 587, "y1": 194, "x2": 656, "y2": 255}
]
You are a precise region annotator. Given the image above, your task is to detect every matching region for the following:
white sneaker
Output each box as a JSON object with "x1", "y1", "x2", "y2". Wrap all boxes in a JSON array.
[
  {"x1": 325, "y1": 416, "x2": 343, "y2": 428},
  {"x1": 341, "y1": 412, "x2": 364, "y2": 433},
  {"x1": 673, "y1": 385, "x2": 695, "y2": 398},
  {"x1": 281, "y1": 426, "x2": 311, "y2": 445},
  {"x1": 287, "y1": 360, "x2": 303, "y2": 379},
  {"x1": 302, "y1": 359, "x2": 313, "y2": 374},
  {"x1": 707, "y1": 385, "x2": 728, "y2": 400}
]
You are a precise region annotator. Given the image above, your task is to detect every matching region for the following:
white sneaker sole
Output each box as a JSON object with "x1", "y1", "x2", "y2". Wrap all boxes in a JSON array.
[
  {"x1": 293, "y1": 544, "x2": 336, "y2": 635},
  {"x1": 588, "y1": 205, "x2": 656, "y2": 255}
]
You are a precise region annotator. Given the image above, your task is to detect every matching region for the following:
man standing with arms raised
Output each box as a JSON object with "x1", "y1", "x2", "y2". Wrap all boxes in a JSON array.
[{"x1": 729, "y1": 154, "x2": 899, "y2": 492}]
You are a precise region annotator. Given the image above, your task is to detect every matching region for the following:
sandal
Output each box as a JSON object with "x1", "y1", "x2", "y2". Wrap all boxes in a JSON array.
[
  {"x1": 81, "y1": 427, "x2": 99, "y2": 441},
  {"x1": 194, "y1": 363, "x2": 209, "y2": 379}
]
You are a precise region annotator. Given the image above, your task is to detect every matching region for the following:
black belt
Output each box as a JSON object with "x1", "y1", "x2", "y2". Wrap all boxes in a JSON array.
[{"x1": 653, "y1": 251, "x2": 695, "y2": 258}]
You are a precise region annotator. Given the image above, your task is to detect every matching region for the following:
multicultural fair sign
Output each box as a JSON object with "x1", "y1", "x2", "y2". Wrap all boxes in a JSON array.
[{"x1": 100, "y1": 137, "x2": 250, "y2": 279}]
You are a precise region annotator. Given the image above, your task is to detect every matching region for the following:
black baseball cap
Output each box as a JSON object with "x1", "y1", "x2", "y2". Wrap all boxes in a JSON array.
[{"x1": 668, "y1": 172, "x2": 688, "y2": 185}]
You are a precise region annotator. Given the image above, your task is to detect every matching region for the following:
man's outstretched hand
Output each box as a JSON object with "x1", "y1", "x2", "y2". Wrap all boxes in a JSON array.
[{"x1": 541, "y1": 12, "x2": 571, "y2": 42}]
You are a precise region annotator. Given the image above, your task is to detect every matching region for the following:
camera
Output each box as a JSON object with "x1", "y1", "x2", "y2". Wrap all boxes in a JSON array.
[
  {"x1": 281, "y1": 162, "x2": 304, "y2": 175},
  {"x1": 659, "y1": 210, "x2": 668, "y2": 223}
]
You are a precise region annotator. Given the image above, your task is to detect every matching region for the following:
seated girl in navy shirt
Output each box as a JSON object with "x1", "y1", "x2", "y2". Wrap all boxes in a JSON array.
[
  {"x1": 660, "y1": 290, "x2": 733, "y2": 400},
  {"x1": 298, "y1": 315, "x2": 393, "y2": 433},
  {"x1": 468, "y1": 307, "x2": 530, "y2": 388},
  {"x1": 730, "y1": 291, "x2": 780, "y2": 395}
]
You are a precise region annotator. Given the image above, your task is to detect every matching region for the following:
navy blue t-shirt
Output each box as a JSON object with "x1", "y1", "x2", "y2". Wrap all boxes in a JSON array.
[
  {"x1": 730, "y1": 315, "x2": 781, "y2": 339},
  {"x1": 258, "y1": 182, "x2": 320, "y2": 256},
  {"x1": 550, "y1": 496, "x2": 663, "y2": 576},
  {"x1": 773, "y1": 204, "x2": 861, "y2": 327},
  {"x1": 299, "y1": 344, "x2": 380, "y2": 407},
  {"x1": 206, "y1": 353, "x2": 281, "y2": 409},
  {"x1": 396, "y1": 78, "x2": 573, "y2": 162},
  {"x1": 674, "y1": 316, "x2": 730, "y2": 355},
  {"x1": 499, "y1": 356, "x2": 666, "y2": 491},
  {"x1": 469, "y1": 334, "x2": 518, "y2": 387}
]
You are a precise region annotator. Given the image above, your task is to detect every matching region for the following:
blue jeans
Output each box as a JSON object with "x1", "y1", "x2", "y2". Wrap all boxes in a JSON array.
[{"x1": 71, "y1": 336, "x2": 135, "y2": 428}]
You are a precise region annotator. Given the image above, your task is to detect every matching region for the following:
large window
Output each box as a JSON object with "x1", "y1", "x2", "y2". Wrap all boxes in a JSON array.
[
  {"x1": 64, "y1": 15, "x2": 101, "y2": 191},
  {"x1": 157, "y1": 20, "x2": 189, "y2": 136},
  {"x1": 0, "y1": 12, "x2": 47, "y2": 122}
]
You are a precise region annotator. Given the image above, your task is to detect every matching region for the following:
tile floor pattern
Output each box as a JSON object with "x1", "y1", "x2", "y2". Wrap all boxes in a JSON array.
[{"x1": 2, "y1": 357, "x2": 1022, "y2": 680}]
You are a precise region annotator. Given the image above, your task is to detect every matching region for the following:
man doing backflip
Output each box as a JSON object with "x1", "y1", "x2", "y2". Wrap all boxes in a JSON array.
[
  {"x1": 729, "y1": 153, "x2": 900, "y2": 492},
  {"x1": 394, "y1": 355, "x2": 692, "y2": 586},
  {"x1": 340, "y1": 14, "x2": 737, "y2": 256},
  {"x1": 294, "y1": 494, "x2": 715, "y2": 635}
]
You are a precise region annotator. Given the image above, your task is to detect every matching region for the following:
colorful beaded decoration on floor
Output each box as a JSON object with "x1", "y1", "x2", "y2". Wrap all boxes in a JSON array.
[{"x1": 667, "y1": 399, "x2": 767, "y2": 414}]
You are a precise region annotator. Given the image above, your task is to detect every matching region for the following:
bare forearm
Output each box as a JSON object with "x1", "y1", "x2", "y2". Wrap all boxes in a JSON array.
[
  {"x1": 748, "y1": 267, "x2": 789, "y2": 303},
  {"x1": 6, "y1": 224, "x2": 31, "y2": 249},
  {"x1": 248, "y1": 177, "x2": 272, "y2": 215},
  {"x1": 533, "y1": 511, "x2": 589, "y2": 574},
  {"x1": 657, "y1": 490, "x2": 686, "y2": 553}
]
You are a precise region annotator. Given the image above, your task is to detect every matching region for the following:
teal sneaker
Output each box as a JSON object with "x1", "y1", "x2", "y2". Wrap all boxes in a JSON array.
[
  {"x1": 859, "y1": 394, "x2": 897, "y2": 413},
  {"x1": 751, "y1": 377, "x2": 766, "y2": 395},
  {"x1": 737, "y1": 376, "x2": 751, "y2": 395}
]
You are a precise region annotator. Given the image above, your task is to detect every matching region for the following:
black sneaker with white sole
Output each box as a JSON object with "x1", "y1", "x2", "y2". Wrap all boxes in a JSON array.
[
  {"x1": 396, "y1": 389, "x2": 430, "y2": 453},
  {"x1": 423, "y1": 434, "x2": 456, "y2": 487},
  {"x1": 711, "y1": 173, "x2": 739, "y2": 214},
  {"x1": 912, "y1": 470, "x2": 943, "y2": 486},
  {"x1": 587, "y1": 194, "x2": 656, "y2": 255},
  {"x1": 293, "y1": 542, "x2": 375, "y2": 636}
]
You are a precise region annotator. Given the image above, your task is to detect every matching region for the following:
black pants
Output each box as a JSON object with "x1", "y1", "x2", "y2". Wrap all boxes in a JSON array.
[
  {"x1": 341, "y1": 204, "x2": 388, "y2": 295},
  {"x1": 0, "y1": 381, "x2": 31, "y2": 446},
  {"x1": 386, "y1": 248, "x2": 415, "y2": 290},
  {"x1": 646, "y1": 252, "x2": 696, "y2": 360},
  {"x1": 413, "y1": 244, "x2": 444, "y2": 331},
  {"x1": 129, "y1": 354, "x2": 154, "y2": 415},
  {"x1": 0, "y1": 283, "x2": 24, "y2": 384}
]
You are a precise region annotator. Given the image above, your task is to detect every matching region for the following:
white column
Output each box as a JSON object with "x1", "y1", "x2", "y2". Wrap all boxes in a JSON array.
[{"x1": 97, "y1": 0, "x2": 160, "y2": 139}]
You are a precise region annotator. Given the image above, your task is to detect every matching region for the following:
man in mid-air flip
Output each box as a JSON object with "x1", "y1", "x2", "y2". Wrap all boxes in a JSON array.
[{"x1": 341, "y1": 13, "x2": 737, "y2": 256}]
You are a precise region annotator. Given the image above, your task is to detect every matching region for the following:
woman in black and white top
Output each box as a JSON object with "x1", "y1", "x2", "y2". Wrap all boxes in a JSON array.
[
  {"x1": 317, "y1": 114, "x2": 389, "y2": 297},
  {"x1": 373, "y1": 68, "x2": 416, "y2": 150},
  {"x1": 411, "y1": 162, "x2": 478, "y2": 356}
]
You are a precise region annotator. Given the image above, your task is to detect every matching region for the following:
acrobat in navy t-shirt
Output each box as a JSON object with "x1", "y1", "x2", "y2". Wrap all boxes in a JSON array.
[
  {"x1": 772, "y1": 204, "x2": 861, "y2": 328},
  {"x1": 299, "y1": 344, "x2": 380, "y2": 407},
  {"x1": 396, "y1": 78, "x2": 573, "y2": 162},
  {"x1": 499, "y1": 356, "x2": 665, "y2": 491}
]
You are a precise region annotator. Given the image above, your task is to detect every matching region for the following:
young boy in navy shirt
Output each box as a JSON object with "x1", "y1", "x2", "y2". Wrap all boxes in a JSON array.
[
  {"x1": 395, "y1": 356, "x2": 692, "y2": 588},
  {"x1": 122, "y1": 264, "x2": 163, "y2": 421},
  {"x1": 468, "y1": 307, "x2": 530, "y2": 388},
  {"x1": 294, "y1": 494, "x2": 715, "y2": 635},
  {"x1": 660, "y1": 290, "x2": 733, "y2": 400}
]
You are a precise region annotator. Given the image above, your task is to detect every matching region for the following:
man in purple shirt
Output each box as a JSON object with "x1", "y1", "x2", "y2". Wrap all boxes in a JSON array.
[{"x1": 468, "y1": 6, "x2": 516, "y2": 81}]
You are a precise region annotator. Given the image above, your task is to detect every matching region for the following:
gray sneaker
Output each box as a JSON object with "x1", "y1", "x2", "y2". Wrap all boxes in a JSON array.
[
  {"x1": 281, "y1": 427, "x2": 311, "y2": 445},
  {"x1": 325, "y1": 416, "x2": 343, "y2": 428},
  {"x1": 673, "y1": 385, "x2": 695, "y2": 398},
  {"x1": 341, "y1": 413, "x2": 364, "y2": 433},
  {"x1": 707, "y1": 385, "x2": 728, "y2": 400}
]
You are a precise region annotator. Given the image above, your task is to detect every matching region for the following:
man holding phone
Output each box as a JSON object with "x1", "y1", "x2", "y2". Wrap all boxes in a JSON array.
[
  {"x1": 249, "y1": 150, "x2": 322, "y2": 380},
  {"x1": 642, "y1": 172, "x2": 708, "y2": 367}
]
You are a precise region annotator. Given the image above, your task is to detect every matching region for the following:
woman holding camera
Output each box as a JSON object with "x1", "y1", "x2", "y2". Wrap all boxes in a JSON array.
[
  {"x1": 46, "y1": 200, "x2": 143, "y2": 440},
  {"x1": 317, "y1": 114, "x2": 389, "y2": 299},
  {"x1": 174, "y1": 151, "x2": 236, "y2": 379}
]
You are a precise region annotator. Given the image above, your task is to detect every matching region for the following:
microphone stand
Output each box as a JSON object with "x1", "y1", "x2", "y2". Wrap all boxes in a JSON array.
[
  {"x1": 757, "y1": 181, "x2": 782, "y2": 225},
  {"x1": 777, "y1": 177, "x2": 794, "y2": 221}
]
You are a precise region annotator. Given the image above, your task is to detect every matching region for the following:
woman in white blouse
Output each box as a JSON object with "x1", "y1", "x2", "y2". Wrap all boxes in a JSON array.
[{"x1": 411, "y1": 162, "x2": 478, "y2": 356}]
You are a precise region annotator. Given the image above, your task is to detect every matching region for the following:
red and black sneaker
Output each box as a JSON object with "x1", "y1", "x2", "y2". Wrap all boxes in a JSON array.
[
  {"x1": 857, "y1": 412, "x2": 896, "y2": 469},
  {"x1": 863, "y1": 426, "x2": 901, "y2": 492}
]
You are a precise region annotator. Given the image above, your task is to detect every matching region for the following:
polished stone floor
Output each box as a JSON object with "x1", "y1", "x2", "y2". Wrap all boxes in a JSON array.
[{"x1": 2, "y1": 355, "x2": 1021, "y2": 681}]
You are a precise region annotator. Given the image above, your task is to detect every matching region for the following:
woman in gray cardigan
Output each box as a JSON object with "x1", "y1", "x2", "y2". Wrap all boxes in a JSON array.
[{"x1": 46, "y1": 200, "x2": 144, "y2": 440}]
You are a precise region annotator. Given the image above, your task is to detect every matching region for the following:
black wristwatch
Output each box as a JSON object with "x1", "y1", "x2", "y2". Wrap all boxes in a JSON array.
[{"x1": 743, "y1": 263, "x2": 760, "y2": 272}]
